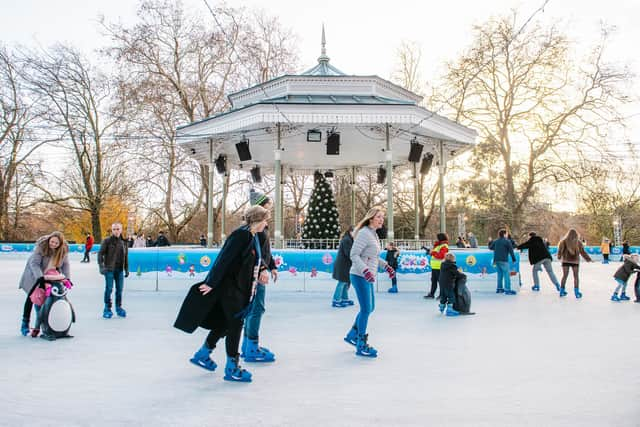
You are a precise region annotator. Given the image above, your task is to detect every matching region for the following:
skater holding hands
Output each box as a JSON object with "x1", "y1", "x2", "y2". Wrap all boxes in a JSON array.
[
  {"x1": 611, "y1": 254, "x2": 640, "y2": 302},
  {"x1": 557, "y1": 229, "x2": 592, "y2": 298}
]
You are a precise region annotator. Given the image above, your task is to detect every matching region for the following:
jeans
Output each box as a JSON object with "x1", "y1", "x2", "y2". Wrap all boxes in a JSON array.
[
  {"x1": 244, "y1": 284, "x2": 266, "y2": 340},
  {"x1": 104, "y1": 269, "x2": 124, "y2": 308},
  {"x1": 332, "y1": 281, "x2": 350, "y2": 302},
  {"x1": 532, "y1": 259, "x2": 559, "y2": 288},
  {"x1": 496, "y1": 262, "x2": 511, "y2": 291},
  {"x1": 613, "y1": 278, "x2": 627, "y2": 295},
  {"x1": 350, "y1": 274, "x2": 375, "y2": 335},
  {"x1": 82, "y1": 250, "x2": 90, "y2": 262}
]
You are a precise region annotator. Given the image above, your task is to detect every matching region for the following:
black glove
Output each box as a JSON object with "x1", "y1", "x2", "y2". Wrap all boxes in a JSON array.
[{"x1": 125, "y1": 271, "x2": 130, "y2": 278}]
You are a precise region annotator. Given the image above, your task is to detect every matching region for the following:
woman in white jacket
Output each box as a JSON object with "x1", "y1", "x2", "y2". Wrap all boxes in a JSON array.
[{"x1": 343, "y1": 207, "x2": 395, "y2": 357}]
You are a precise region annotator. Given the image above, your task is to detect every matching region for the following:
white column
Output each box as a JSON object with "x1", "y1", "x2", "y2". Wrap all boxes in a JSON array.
[
  {"x1": 439, "y1": 140, "x2": 446, "y2": 233},
  {"x1": 207, "y1": 139, "x2": 214, "y2": 248},
  {"x1": 385, "y1": 124, "x2": 394, "y2": 241},
  {"x1": 414, "y1": 162, "x2": 420, "y2": 240},
  {"x1": 274, "y1": 124, "x2": 283, "y2": 248}
]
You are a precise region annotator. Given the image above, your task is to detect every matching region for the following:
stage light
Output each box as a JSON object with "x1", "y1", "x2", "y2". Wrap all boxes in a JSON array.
[
  {"x1": 326, "y1": 132, "x2": 340, "y2": 155},
  {"x1": 420, "y1": 153, "x2": 434, "y2": 175},
  {"x1": 408, "y1": 138, "x2": 423, "y2": 162},
  {"x1": 250, "y1": 166, "x2": 262, "y2": 183},
  {"x1": 235, "y1": 136, "x2": 251, "y2": 161},
  {"x1": 377, "y1": 166, "x2": 386, "y2": 184},
  {"x1": 324, "y1": 170, "x2": 334, "y2": 178},
  {"x1": 307, "y1": 129, "x2": 322, "y2": 142},
  {"x1": 215, "y1": 155, "x2": 227, "y2": 174}
]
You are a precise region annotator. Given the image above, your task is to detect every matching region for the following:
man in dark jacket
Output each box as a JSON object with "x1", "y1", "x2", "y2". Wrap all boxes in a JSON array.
[
  {"x1": 489, "y1": 229, "x2": 517, "y2": 294},
  {"x1": 517, "y1": 232, "x2": 561, "y2": 292},
  {"x1": 155, "y1": 231, "x2": 171, "y2": 247},
  {"x1": 98, "y1": 223, "x2": 129, "y2": 318}
]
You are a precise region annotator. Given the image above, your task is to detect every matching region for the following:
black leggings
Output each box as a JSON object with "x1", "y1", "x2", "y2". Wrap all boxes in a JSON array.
[
  {"x1": 560, "y1": 264, "x2": 580, "y2": 288},
  {"x1": 634, "y1": 273, "x2": 640, "y2": 301},
  {"x1": 22, "y1": 284, "x2": 39, "y2": 321},
  {"x1": 429, "y1": 269, "x2": 440, "y2": 296},
  {"x1": 205, "y1": 300, "x2": 245, "y2": 357}
]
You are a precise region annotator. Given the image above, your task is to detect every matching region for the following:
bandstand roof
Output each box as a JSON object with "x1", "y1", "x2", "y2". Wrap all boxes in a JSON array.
[{"x1": 177, "y1": 29, "x2": 477, "y2": 174}]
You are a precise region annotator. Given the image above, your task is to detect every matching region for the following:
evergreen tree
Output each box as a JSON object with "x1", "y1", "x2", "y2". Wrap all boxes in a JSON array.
[{"x1": 302, "y1": 171, "x2": 340, "y2": 248}]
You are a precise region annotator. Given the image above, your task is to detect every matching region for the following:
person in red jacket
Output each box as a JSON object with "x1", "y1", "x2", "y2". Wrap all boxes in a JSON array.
[
  {"x1": 424, "y1": 233, "x2": 449, "y2": 299},
  {"x1": 82, "y1": 233, "x2": 94, "y2": 263}
]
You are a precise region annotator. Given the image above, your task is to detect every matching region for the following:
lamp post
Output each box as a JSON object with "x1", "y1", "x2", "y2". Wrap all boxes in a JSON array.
[
  {"x1": 613, "y1": 215, "x2": 622, "y2": 247},
  {"x1": 127, "y1": 210, "x2": 136, "y2": 237}
]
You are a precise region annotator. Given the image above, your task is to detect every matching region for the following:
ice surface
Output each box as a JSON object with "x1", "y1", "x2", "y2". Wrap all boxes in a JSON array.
[{"x1": 1, "y1": 254, "x2": 638, "y2": 427}]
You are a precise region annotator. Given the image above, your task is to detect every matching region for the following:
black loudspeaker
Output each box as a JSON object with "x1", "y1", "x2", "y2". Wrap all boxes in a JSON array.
[
  {"x1": 377, "y1": 166, "x2": 386, "y2": 184},
  {"x1": 215, "y1": 155, "x2": 226, "y2": 174},
  {"x1": 250, "y1": 166, "x2": 262, "y2": 183},
  {"x1": 235, "y1": 139, "x2": 251, "y2": 161},
  {"x1": 326, "y1": 132, "x2": 340, "y2": 155},
  {"x1": 420, "y1": 153, "x2": 434, "y2": 175},
  {"x1": 408, "y1": 142, "x2": 424, "y2": 162}
]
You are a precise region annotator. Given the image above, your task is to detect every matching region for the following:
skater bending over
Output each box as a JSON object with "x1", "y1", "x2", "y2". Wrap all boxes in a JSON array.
[
  {"x1": 331, "y1": 226, "x2": 355, "y2": 307},
  {"x1": 556, "y1": 229, "x2": 592, "y2": 298},
  {"x1": 174, "y1": 205, "x2": 270, "y2": 382},
  {"x1": 611, "y1": 254, "x2": 640, "y2": 302},
  {"x1": 343, "y1": 207, "x2": 395, "y2": 358},
  {"x1": 18, "y1": 232, "x2": 70, "y2": 337},
  {"x1": 516, "y1": 231, "x2": 560, "y2": 292}
]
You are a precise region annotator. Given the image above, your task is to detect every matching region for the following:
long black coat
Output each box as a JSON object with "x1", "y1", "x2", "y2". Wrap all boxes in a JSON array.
[
  {"x1": 174, "y1": 226, "x2": 258, "y2": 333},
  {"x1": 332, "y1": 233, "x2": 354, "y2": 283},
  {"x1": 516, "y1": 235, "x2": 552, "y2": 265}
]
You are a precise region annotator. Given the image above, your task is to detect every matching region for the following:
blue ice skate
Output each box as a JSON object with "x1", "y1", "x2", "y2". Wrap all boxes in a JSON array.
[
  {"x1": 344, "y1": 326, "x2": 358, "y2": 346},
  {"x1": 103, "y1": 306, "x2": 113, "y2": 319},
  {"x1": 388, "y1": 285, "x2": 398, "y2": 293},
  {"x1": 438, "y1": 303, "x2": 445, "y2": 313},
  {"x1": 574, "y1": 288, "x2": 583, "y2": 299},
  {"x1": 224, "y1": 356, "x2": 252, "y2": 382},
  {"x1": 496, "y1": 288, "x2": 505, "y2": 294},
  {"x1": 20, "y1": 318, "x2": 29, "y2": 336},
  {"x1": 531, "y1": 284, "x2": 540, "y2": 291},
  {"x1": 342, "y1": 299, "x2": 355, "y2": 306},
  {"x1": 116, "y1": 307, "x2": 127, "y2": 317},
  {"x1": 355, "y1": 334, "x2": 378, "y2": 358},
  {"x1": 559, "y1": 288, "x2": 568, "y2": 297},
  {"x1": 620, "y1": 293, "x2": 630, "y2": 301},
  {"x1": 445, "y1": 304, "x2": 459, "y2": 317},
  {"x1": 554, "y1": 283, "x2": 561, "y2": 292},
  {"x1": 243, "y1": 338, "x2": 275, "y2": 363},
  {"x1": 504, "y1": 290, "x2": 517, "y2": 295},
  {"x1": 189, "y1": 343, "x2": 217, "y2": 371},
  {"x1": 332, "y1": 300, "x2": 347, "y2": 308},
  {"x1": 611, "y1": 294, "x2": 621, "y2": 302}
]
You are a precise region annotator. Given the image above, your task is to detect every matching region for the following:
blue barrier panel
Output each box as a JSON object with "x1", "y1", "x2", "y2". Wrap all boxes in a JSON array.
[{"x1": 0, "y1": 243, "x2": 101, "y2": 253}]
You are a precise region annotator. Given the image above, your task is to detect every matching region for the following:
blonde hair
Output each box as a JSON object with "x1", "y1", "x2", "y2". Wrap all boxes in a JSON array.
[
  {"x1": 244, "y1": 205, "x2": 270, "y2": 226},
  {"x1": 355, "y1": 207, "x2": 385, "y2": 233},
  {"x1": 559, "y1": 229, "x2": 580, "y2": 256},
  {"x1": 35, "y1": 231, "x2": 69, "y2": 268}
]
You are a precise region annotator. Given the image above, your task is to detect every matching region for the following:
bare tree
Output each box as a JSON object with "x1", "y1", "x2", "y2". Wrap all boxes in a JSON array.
[
  {"x1": 103, "y1": 0, "x2": 298, "y2": 242},
  {"x1": 391, "y1": 40, "x2": 424, "y2": 95},
  {"x1": 433, "y1": 14, "x2": 631, "y2": 234},
  {"x1": 21, "y1": 44, "x2": 129, "y2": 241}
]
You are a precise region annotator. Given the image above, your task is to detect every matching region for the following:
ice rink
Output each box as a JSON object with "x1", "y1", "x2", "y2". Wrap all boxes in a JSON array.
[{"x1": 1, "y1": 253, "x2": 639, "y2": 427}]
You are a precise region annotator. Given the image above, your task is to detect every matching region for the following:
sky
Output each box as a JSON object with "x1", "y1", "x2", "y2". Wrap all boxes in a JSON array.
[{"x1": 2, "y1": 0, "x2": 639, "y2": 211}]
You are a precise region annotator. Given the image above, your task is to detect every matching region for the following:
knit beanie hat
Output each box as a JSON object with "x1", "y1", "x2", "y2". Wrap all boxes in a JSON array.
[{"x1": 249, "y1": 188, "x2": 269, "y2": 206}]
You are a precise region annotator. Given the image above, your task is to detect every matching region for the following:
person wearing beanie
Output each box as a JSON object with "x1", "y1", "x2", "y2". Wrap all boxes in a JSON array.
[{"x1": 242, "y1": 189, "x2": 278, "y2": 363}]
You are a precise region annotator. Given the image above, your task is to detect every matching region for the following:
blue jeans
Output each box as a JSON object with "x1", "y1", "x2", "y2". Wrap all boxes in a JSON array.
[
  {"x1": 350, "y1": 274, "x2": 375, "y2": 335},
  {"x1": 495, "y1": 262, "x2": 511, "y2": 291},
  {"x1": 104, "y1": 269, "x2": 124, "y2": 308},
  {"x1": 332, "y1": 281, "x2": 350, "y2": 302},
  {"x1": 244, "y1": 283, "x2": 266, "y2": 340},
  {"x1": 532, "y1": 259, "x2": 559, "y2": 288}
]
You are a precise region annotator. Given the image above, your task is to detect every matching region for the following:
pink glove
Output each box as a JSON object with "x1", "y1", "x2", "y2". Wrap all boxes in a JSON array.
[
  {"x1": 363, "y1": 269, "x2": 375, "y2": 283},
  {"x1": 62, "y1": 279, "x2": 73, "y2": 289},
  {"x1": 45, "y1": 285, "x2": 52, "y2": 297},
  {"x1": 385, "y1": 265, "x2": 395, "y2": 279}
]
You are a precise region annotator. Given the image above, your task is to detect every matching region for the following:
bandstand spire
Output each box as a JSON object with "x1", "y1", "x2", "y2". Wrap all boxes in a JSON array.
[{"x1": 318, "y1": 24, "x2": 329, "y2": 63}]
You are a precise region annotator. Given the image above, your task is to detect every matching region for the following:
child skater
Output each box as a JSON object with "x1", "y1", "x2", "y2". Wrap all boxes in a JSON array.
[
  {"x1": 611, "y1": 254, "x2": 640, "y2": 302},
  {"x1": 438, "y1": 253, "x2": 462, "y2": 316},
  {"x1": 385, "y1": 242, "x2": 400, "y2": 293}
]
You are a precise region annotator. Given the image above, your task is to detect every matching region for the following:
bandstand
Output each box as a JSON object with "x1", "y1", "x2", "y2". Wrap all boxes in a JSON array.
[{"x1": 177, "y1": 29, "x2": 477, "y2": 248}]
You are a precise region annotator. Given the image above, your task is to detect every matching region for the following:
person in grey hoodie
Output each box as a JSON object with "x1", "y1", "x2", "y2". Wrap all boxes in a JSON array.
[{"x1": 343, "y1": 207, "x2": 395, "y2": 358}]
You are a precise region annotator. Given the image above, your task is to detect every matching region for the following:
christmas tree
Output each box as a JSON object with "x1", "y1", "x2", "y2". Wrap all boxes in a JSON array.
[{"x1": 302, "y1": 171, "x2": 340, "y2": 248}]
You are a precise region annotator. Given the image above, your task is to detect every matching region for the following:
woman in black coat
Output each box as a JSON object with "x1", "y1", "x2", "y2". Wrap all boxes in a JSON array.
[
  {"x1": 174, "y1": 205, "x2": 270, "y2": 383},
  {"x1": 331, "y1": 226, "x2": 354, "y2": 307}
]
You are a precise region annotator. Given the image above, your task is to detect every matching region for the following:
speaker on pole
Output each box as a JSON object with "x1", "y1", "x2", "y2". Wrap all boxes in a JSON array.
[
  {"x1": 408, "y1": 140, "x2": 424, "y2": 162},
  {"x1": 235, "y1": 137, "x2": 251, "y2": 161},
  {"x1": 326, "y1": 132, "x2": 340, "y2": 155},
  {"x1": 215, "y1": 155, "x2": 227, "y2": 174},
  {"x1": 420, "y1": 153, "x2": 434, "y2": 175},
  {"x1": 250, "y1": 166, "x2": 262, "y2": 183},
  {"x1": 377, "y1": 166, "x2": 386, "y2": 184}
]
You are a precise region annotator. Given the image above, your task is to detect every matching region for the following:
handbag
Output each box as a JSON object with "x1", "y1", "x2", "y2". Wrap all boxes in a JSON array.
[{"x1": 30, "y1": 287, "x2": 46, "y2": 306}]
